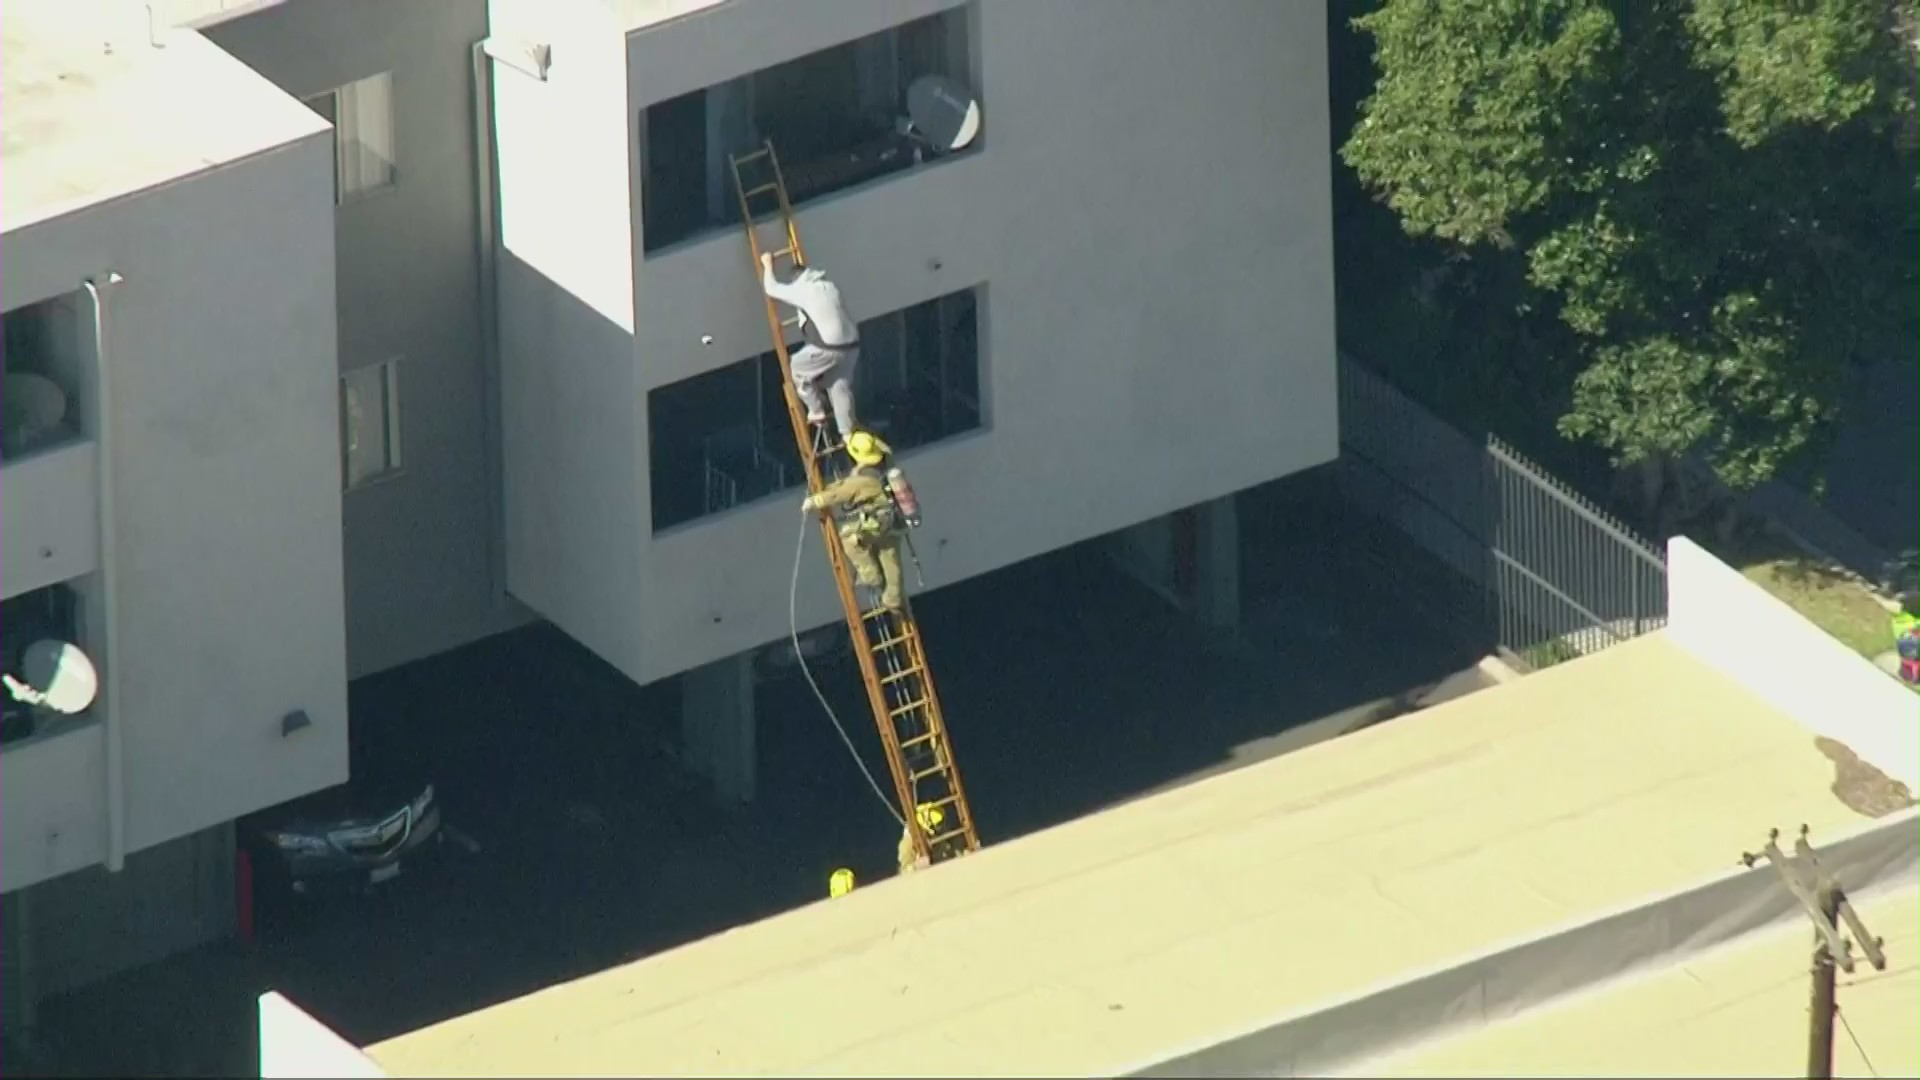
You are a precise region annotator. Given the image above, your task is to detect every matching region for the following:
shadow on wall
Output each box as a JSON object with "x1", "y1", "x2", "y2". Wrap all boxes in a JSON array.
[{"x1": 489, "y1": 248, "x2": 644, "y2": 672}]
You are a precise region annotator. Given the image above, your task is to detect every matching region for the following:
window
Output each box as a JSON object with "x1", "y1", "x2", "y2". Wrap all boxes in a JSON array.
[
  {"x1": 641, "y1": 6, "x2": 977, "y2": 252},
  {"x1": 341, "y1": 360, "x2": 402, "y2": 490},
  {"x1": 306, "y1": 72, "x2": 397, "y2": 203},
  {"x1": 648, "y1": 286, "x2": 984, "y2": 531},
  {"x1": 2, "y1": 582, "x2": 86, "y2": 748},
  {"x1": 2, "y1": 295, "x2": 86, "y2": 460}
]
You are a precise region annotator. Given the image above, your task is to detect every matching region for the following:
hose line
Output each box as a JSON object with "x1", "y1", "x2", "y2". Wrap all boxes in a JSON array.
[{"x1": 791, "y1": 512, "x2": 906, "y2": 829}]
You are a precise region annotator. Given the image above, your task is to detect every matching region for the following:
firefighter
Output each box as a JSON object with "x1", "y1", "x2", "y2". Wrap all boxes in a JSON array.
[
  {"x1": 760, "y1": 251, "x2": 860, "y2": 440},
  {"x1": 896, "y1": 802, "x2": 946, "y2": 875},
  {"x1": 801, "y1": 431, "x2": 910, "y2": 613}
]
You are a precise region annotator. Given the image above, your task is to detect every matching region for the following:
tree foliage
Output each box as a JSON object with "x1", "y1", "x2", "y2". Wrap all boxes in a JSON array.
[{"x1": 1342, "y1": 0, "x2": 1918, "y2": 488}]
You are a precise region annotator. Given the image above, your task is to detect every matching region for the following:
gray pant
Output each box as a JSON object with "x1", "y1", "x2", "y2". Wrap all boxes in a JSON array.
[{"x1": 792, "y1": 344, "x2": 859, "y2": 438}]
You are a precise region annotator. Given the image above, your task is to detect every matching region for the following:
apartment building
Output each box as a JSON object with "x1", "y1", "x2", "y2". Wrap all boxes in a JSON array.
[
  {"x1": 0, "y1": 0, "x2": 348, "y2": 1027},
  {"x1": 1, "y1": 0, "x2": 1335, "y2": 1028},
  {"x1": 496, "y1": 0, "x2": 1335, "y2": 789}
]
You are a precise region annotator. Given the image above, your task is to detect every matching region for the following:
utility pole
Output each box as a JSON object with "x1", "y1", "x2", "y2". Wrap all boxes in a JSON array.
[{"x1": 1741, "y1": 825, "x2": 1888, "y2": 1080}]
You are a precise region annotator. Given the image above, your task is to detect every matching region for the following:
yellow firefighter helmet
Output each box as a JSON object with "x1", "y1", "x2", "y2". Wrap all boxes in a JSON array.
[
  {"x1": 829, "y1": 867, "x2": 856, "y2": 898},
  {"x1": 914, "y1": 802, "x2": 946, "y2": 833},
  {"x1": 846, "y1": 430, "x2": 892, "y2": 467}
]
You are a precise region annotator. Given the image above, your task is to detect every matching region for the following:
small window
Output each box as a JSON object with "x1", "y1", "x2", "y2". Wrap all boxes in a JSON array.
[
  {"x1": 2, "y1": 296, "x2": 86, "y2": 459},
  {"x1": 641, "y1": 6, "x2": 978, "y2": 252},
  {"x1": 341, "y1": 360, "x2": 402, "y2": 490},
  {"x1": 306, "y1": 72, "x2": 397, "y2": 203},
  {"x1": 647, "y1": 286, "x2": 984, "y2": 531},
  {"x1": 2, "y1": 582, "x2": 86, "y2": 748}
]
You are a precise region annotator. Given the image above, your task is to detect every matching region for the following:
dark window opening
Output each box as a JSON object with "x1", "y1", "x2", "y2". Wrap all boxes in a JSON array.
[
  {"x1": 649, "y1": 286, "x2": 984, "y2": 531},
  {"x1": 2, "y1": 296, "x2": 87, "y2": 461},
  {"x1": 1, "y1": 582, "x2": 86, "y2": 747},
  {"x1": 641, "y1": 5, "x2": 977, "y2": 252}
]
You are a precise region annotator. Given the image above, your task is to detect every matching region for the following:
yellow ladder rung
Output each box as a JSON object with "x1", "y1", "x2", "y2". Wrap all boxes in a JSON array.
[
  {"x1": 880, "y1": 666, "x2": 923, "y2": 686},
  {"x1": 741, "y1": 182, "x2": 780, "y2": 200},
  {"x1": 888, "y1": 698, "x2": 927, "y2": 719},
  {"x1": 731, "y1": 147, "x2": 770, "y2": 166},
  {"x1": 910, "y1": 761, "x2": 949, "y2": 782},
  {"x1": 874, "y1": 633, "x2": 912, "y2": 651},
  {"x1": 901, "y1": 730, "x2": 939, "y2": 750},
  {"x1": 925, "y1": 826, "x2": 970, "y2": 848}
]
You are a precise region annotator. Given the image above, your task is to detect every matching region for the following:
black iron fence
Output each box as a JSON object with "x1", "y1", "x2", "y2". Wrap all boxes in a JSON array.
[{"x1": 1336, "y1": 355, "x2": 1668, "y2": 668}]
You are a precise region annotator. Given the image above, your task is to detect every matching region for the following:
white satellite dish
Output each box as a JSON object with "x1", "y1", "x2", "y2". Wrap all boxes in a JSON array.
[
  {"x1": 902, "y1": 74, "x2": 982, "y2": 153},
  {"x1": 2, "y1": 373, "x2": 68, "y2": 456},
  {"x1": 4, "y1": 639, "x2": 99, "y2": 715}
]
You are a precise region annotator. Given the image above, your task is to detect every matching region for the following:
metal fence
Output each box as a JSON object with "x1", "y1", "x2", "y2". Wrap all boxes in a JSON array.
[{"x1": 1337, "y1": 355, "x2": 1668, "y2": 667}]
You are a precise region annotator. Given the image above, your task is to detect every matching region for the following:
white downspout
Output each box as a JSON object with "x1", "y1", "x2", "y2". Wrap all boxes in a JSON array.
[
  {"x1": 84, "y1": 272, "x2": 128, "y2": 873},
  {"x1": 472, "y1": 40, "x2": 507, "y2": 605}
]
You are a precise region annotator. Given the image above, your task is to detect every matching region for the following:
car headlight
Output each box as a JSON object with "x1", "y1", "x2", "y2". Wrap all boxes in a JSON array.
[{"x1": 264, "y1": 831, "x2": 330, "y2": 853}]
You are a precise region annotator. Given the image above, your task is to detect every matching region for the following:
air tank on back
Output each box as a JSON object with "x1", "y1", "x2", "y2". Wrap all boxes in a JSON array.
[{"x1": 885, "y1": 465, "x2": 922, "y2": 529}]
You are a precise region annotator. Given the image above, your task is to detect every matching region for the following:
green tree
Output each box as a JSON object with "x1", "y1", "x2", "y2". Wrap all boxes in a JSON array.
[{"x1": 1342, "y1": 0, "x2": 1917, "y2": 489}]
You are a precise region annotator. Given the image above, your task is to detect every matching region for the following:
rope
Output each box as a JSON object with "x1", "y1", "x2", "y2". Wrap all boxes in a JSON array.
[{"x1": 791, "y1": 511, "x2": 906, "y2": 829}]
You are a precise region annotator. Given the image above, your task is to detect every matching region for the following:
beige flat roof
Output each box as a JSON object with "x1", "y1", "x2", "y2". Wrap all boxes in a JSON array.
[
  {"x1": 2, "y1": 0, "x2": 328, "y2": 235},
  {"x1": 1373, "y1": 885, "x2": 1920, "y2": 1079},
  {"x1": 368, "y1": 634, "x2": 1883, "y2": 1078}
]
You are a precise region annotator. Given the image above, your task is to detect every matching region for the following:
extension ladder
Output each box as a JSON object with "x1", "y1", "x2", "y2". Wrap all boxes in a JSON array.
[{"x1": 728, "y1": 139, "x2": 981, "y2": 868}]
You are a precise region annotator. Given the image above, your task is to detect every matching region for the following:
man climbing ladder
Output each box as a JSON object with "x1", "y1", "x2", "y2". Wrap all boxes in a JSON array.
[
  {"x1": 760, "y1": 250, "x2": 861, "y2": 443},
  {"x1": 729, "y1": 138, "x2": 982, "y2": 871}
]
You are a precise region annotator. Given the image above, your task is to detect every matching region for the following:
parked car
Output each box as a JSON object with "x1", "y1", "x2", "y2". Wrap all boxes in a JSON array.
[{"x1": 239, "y1": 754, "x2": 443, "y2": 899}]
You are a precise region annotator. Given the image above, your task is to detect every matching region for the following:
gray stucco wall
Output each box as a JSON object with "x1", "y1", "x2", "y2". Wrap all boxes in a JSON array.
[
  {"x1": 1, "y1": 132, "x2": 349, "y2": 888},
  {"x1": 490, "y1": 0, "x2": 1336, "y2": 686},
  {"x1": 206, "y1": 0, "x2": 522, "y2": 679}
]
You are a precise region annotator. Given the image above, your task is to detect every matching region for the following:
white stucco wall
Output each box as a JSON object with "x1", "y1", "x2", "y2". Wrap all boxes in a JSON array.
[
  {"x1": 0, "y1": 722, "x2": 107, "y2": 892},
  {"x1": 497, "y1": 0, "x2": 1336, "y2": 685},
  {"x1": 1, "y1": 439, "x2": 100, "y2": 600},
  {"x1": 1, "y1": 133, "x2": 349, "y2": 890},
  {"x1": 258, "y1": 991, "x2": 387, "y2": 1078},
  {"x1": 1665, "y1": 536, "x2": 1918, "y2": 790},
  {"x1": 490, "y1": 0, "x2": 646, "y2": 671}
]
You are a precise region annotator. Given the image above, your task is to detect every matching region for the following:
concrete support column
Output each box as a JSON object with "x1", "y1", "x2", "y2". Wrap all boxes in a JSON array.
[
  {"x1": 680, "y1": 652, "x2": 756, "y2": 806},
  {"x1": 1107, "y1": 493, "x2": 1244, "y2": 638},
  {"x1": 1, "y1": 887, "x2": 39, "y2": 1044},
  {"x1": 1188, "y1": 494, "x2": 1241, "y2": 635}
]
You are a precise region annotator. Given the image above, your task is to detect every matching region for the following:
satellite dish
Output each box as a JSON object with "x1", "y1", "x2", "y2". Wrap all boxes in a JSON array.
[
  {"x1": 5, "y1": 639, "x2": 99, "y2": 715},
  {"x1": 904, "y1": 74, "x2": 982, "y2": 153},
  {"x1": 2, "y1": 373, "x2": 68, "y2": 456}
]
